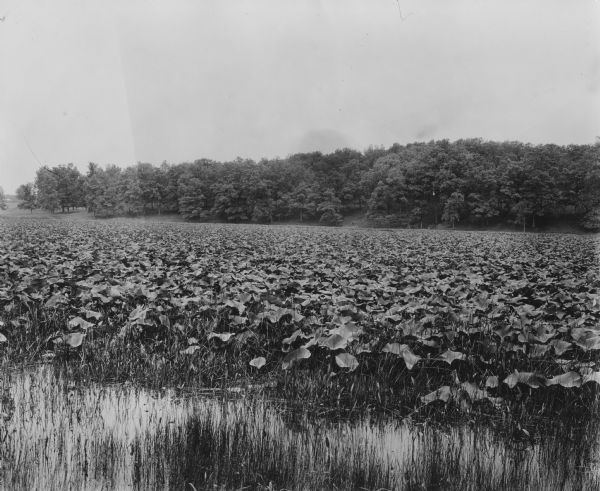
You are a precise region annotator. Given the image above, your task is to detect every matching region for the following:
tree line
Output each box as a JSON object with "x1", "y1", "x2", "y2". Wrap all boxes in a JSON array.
[
  {"x1": 13, "y1": 139, "x2": 600, "y2": 231},
  {"x1": 0, "y1": 187, "x2": 7, "y2": 211}
]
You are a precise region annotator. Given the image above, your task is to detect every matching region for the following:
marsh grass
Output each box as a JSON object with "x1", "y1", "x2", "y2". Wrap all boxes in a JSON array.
[
  {"x1": 1, "y1": 220, "x2": 598, "y2": 432},
  {"x1": 50, "y1": 322, "x2": 598, "y2": 434},
  {"x1": 0, "y1": 366, "x2": 599, "y2": 490},
  {"x1": 3, "y1": 309, "x2": 598, "y2": 434}
]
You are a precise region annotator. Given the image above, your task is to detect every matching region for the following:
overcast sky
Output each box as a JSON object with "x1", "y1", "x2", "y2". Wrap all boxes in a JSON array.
[{"x1": 0, "y1": 0, "x2": 599, "y2": 193}]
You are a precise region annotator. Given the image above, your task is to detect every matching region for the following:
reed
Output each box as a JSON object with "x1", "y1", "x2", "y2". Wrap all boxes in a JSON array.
[{"x1": 1, "y1": 366, "x2": 598, "y2": 490}]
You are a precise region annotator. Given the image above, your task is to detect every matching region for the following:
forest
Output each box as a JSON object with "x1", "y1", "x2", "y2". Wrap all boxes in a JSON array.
[{"x1": 14, "y1": 139, "x2": 600, "y2": 231}]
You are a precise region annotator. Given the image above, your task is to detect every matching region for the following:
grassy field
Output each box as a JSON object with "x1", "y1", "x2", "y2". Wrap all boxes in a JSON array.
[{"x1": 0, "y1": 215, "x2": 599, "y2": 430}]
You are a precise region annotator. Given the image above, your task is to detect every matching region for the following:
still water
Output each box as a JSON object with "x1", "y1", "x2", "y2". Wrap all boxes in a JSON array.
[{"x1": 0, "y1": 366, "x2": 598, "y2": 490}]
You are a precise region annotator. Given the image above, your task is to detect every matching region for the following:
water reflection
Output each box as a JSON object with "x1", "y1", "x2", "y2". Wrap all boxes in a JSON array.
[{"x1": 0, "y1": 366, "x2": 598, "y2": 490}]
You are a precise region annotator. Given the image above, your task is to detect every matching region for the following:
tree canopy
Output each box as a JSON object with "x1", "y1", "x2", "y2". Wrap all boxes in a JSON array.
[
  {"x1": 16, "y1": 183, "x2": 36, "y2": 213},
  {"x1": 14, "y1": 139, "x2": 600, "y2": 231},
  {"x1": 0, "y1": 187, "x2": 7, "y2": 211}
]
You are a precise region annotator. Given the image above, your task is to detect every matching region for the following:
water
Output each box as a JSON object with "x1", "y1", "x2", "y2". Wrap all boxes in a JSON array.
[{"x1": 0, "y1": 366, "x2": 598, "y2": 490}]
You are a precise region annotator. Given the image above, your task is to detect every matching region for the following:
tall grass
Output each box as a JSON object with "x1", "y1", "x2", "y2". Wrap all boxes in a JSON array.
[{"x1": 1, "y1": 366, "x2": 598, "y2": 490}]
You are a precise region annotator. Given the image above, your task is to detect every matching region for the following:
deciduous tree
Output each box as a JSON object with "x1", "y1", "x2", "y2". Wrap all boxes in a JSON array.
[
  {"x1": 16, "y1": 183, "x2": 36, "y2": 212},
  {"x1": 0, "y1": 186, "x2": 7, "y2": 210}
]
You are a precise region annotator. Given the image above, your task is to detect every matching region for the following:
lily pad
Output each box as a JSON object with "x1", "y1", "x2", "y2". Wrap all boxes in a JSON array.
[
  {"x1": 282, "y1": 347, "x2": 311, "y2": 370},
  {"x1": 249, "y1": 356, "x2": 266, "y2": 369},
  {"x1": 582, "y1": 371, "x2": 600, "y2": 385},
  {"x1": 180, "y1": 345, "x2": 201, "y2": 355},
  {"x1": 45, "y1": 294, "x2": 67, "y2": 309},
  {"x1": 503, "y1": 371, "x2": 546, "y2": 389},
  {"x1": 382, "y1": 343, "x2": 421, "y2": 369},
  {"x1": 550, "y1": 339, "x2": 572, "y2": 356},
  {"x1": 438, "y1": 350, "x2": 466, "y2": 364},
  {"x1": 382, "y1": 342, "x2": 403, "y2": 355},
  {"x1": 208, "y1": 332, "x2": 235, "y2": 342},
  {"x1": 335, "y1": 353, "x2": 359, "y2": 372},
  {"x1": 63, "y1": 332, "x2": 85, "y2": 348},
  {"x1": 421, "y1": 386, "x2": 453, "y2": 404},
  {"x1": 319, "y1": 334, "x2": 348, "y2": 351},
  {"x1": 546, "y1": 371, "x2": 581, "y2": 388},
  {"x1": 282, "y1": 329, "x2": 308, "y2": 345},
  {"x1": 68, "y1": 316, "x2": 94, "y2": 330},
  {"x1": 485, "y1": 375, "x2": 499, "y2": 388},
  {"x1": 460, "y1": 382, "x2": 488, "y2": 401}
]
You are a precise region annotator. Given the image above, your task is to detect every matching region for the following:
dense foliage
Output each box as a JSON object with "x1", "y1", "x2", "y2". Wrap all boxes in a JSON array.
[
  {"x1": 0, "y1": 219, "x2": 598, "y2": 418},
  {"x1": 0, "y1": 187, "x2": 6, "y2": 211},
  {"x1": 12, "y1": 139, "x2": 600, "y2": 230},
  {"x1": 15, "y1": 183, "x2": 36, "y2": 212}
]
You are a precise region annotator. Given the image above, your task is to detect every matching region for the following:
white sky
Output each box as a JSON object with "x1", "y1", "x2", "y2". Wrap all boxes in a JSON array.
[{"x1": 0, "y1": 0, "x2": 599, "y2": 193}]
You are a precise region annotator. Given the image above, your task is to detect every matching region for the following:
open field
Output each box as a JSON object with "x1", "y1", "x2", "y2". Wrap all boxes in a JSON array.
[
  {"x1": 1, "y1": 203, "x2": 591, "y2": 234},
  {"x1": 0, "y1": 204, "x2": 187, "y2": 223},
  {"x1": 1, "y1": 216, "x2": 599, "y2": 425}
]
